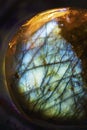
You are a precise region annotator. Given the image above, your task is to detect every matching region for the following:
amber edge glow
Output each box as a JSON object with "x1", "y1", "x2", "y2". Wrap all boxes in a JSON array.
[{"x1": 9, "y1": 8, "x2": 70, "y2": 49}]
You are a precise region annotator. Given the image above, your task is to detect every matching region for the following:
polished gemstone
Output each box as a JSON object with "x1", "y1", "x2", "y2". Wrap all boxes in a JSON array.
[{"x1": 5, "y1": 8, "x2": 87, "y2": 126}]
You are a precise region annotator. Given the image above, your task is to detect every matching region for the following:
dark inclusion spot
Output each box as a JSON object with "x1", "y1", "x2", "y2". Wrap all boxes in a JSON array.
[{"x1": 5, "y1": 8, "x2": 87, "y2": 126}]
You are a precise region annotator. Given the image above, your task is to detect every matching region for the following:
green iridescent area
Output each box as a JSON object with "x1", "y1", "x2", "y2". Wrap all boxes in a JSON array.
[
  {"x1": 5, "y1": 8, "x2": 87, "y2": 124},
  {"x1": 17, "y1": 21, "x2": 84, "y2": 118}
]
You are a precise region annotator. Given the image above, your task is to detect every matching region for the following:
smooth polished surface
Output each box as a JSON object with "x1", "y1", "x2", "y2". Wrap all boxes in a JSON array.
[{"x1": 5, "y1": 8, "x2": 87, "y2": 127}]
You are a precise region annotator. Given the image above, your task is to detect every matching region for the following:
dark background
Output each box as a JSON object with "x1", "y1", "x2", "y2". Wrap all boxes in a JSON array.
[{"x1": 0, "y1": 0, "x2": 87, "y2": 130}]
